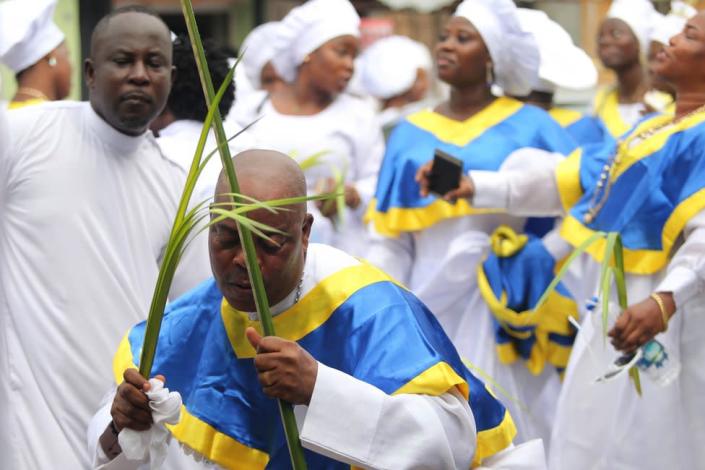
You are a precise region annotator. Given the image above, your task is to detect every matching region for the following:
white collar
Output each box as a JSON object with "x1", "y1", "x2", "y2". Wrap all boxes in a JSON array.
[{"x1": 85, "y1": 102, "x2": 148, "y2": 154}]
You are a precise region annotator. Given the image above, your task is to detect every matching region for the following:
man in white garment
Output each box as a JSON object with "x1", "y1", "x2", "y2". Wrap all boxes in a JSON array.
[
  {"x1": 0, "y1": 6, "x2": 210, "y2": 468},
  {"x1": 87, "y1": 150, "x2": 546, "y2": 470}
]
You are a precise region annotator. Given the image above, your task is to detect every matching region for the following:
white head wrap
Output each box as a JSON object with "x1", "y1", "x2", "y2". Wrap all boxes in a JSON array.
[
  {"x1": 359, "y1": 35, "x2": 432, "y2": 99},
  {"x1": 0, "y1": 0, "x2": 64, "y2": 73},
  {"x1": 453, "y1": 0, "x2": 539, "y2": 97},
  {"x1": 241, "y1": 22, "x2": 281, "y2": 89},
  {"x1": 607, "y1": 0, "x2": 660, "y2": 54},
  {"x1": 517, "y1": 8, "x2": 597, "y2": 93},
  {"x1": 271, "y1": 0, "x2": 360, "y2": 83},
  {"x1": 651, "y1": 1, "x2": 697, "y2": 46}
]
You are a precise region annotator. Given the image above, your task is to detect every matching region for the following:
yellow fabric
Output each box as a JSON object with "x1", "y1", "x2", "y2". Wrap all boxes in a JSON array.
[
  {"x1": 593, "y1": 87, "x2": 631, "y2": 138},
  {"x1": 476, "y1": 260, "x2": 579, "y2": 375},
  {"x1": 560, "y1": 185, "x2": 705, "y2": 274},
  {"x1": 364, "y1": 197, "x2": 502, "y2": 238},
  {"x1": 476, "y1": 265, "x2": 578, "y2": 334},
  {"x1": 489, "y1": 225, "x2": 528, "y2": 258},
  {"x1": 167, "y1": 407, "x2": 270, "y2": 469},
  {"x1": 220, "y1": 262, "x2": 399, "y2": 359},
  {"x1": 472, "y1": 410, "x2": 517, "y2": 467},
  {"x1": 555, "y1": 149, "x2": 584, "y2": 212},
  {"x1": 393, "y1": 361, "x2": 469, "y2": 400},
  {"x1": 612, "y1": 112, "x2": 705, "y2": 180},
  {"x1": 406, "y1": 97, "x2": 524, "y2": 147},
  {"x1": 549, "y1": 107, "x2": 582, "y2": 128},
  {"x1": 8, "y1": 98, "x2": 45, "y2": 109},
  {"x1": 112, "y1": 333, "x2": 138, "y2": 384}
]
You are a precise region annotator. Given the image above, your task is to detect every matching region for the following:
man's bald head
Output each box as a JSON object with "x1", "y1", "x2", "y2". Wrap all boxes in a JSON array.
[
  {"x1": 89, "y1": 6, "x2": 169, "y2": 58},
  {"x1": 210, "y1": 149, "x2": 312, "y2": 312},
  {"x1": 215, "y1": 149, "x2": 307, "y2": 214}
]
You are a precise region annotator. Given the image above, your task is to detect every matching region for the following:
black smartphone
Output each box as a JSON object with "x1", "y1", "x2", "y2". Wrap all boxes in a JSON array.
[{"x1": 428, "y1": 149, "x2": 463, "y2": 197}]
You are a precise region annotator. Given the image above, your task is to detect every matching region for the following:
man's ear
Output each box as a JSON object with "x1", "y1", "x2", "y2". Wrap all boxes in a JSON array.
[
  {"x1": 301, "y1": 213, "x2": 314, "y2": 247},
  {"x1": 170, "y1": 65, "x2": 177, "y2": 88},
  {"x1": 84, "y1": 58, "x2": 95, "y2": 89}
]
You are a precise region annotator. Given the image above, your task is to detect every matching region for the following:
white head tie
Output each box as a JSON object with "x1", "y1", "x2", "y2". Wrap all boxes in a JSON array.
[
  {"x1": 271, "y1": 0, "x2": 360, "y2": 83},
  {"x1": 360, "y1": 35, "x2": 431, "y2": 99},
  {"x1": 650, "y1": 1, "x2": 697, "y2": 46},
  {"x1": 607, "y1": 0, "x2": 660, "y2": 55},
  {"x1": 241, "y1": 22, "x2": 281, "y2": 89},
  {"x1": 454, "y1": 0, "x2": 539, "y2": 96},
  {"x1": 517, "y1": 8, "x2": 597, "y2": 93},
  {"x1": 0, "y1": 0, "x2": 64, "y2": 73}
]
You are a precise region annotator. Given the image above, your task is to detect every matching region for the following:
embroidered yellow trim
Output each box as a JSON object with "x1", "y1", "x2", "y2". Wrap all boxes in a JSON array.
[
  {"x1": 221, "y1": 262, "x2": 399, "y2": 358},
  {"x1": 393, "y1": 361, "x2": 469, "y2": 400},
  {"x1": 407, "y1": 97, "x2": 524, "y2": 147},
  {"x1": 594, "y1": 88, "x2": 631, "y2": 138},
  {"x1": 364, "y1": 197, "x2": 502, "y2": 238},
  {"x1": 549, "y1": 107, "x2": 583, "y2": 128},
  {"x1": 560, "y1": 187, "x2": 705, "y2": 274}
]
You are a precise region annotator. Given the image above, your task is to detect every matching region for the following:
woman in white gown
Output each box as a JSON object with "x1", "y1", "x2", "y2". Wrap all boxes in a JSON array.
[{"x1": 231, "y1": 0, "x2": 384, "y2": 258}]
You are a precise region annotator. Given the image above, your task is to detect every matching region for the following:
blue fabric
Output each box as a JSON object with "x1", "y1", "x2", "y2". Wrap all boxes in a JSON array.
[{"x1": 124, "y1": 276, "x2": 511, "y2": 469}]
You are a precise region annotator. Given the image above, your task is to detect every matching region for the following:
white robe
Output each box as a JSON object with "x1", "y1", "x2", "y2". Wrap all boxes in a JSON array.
[
  {"x1": 231, "y1": 91, "x2": 385, "y2": 258},
  {"x1": 471, "y1": 148, "x2": 705, "y2": 469},
  {"x1": 156, "y1": 119, "x2": 256, "y2": 206},
  {"x1": 0, "y1": 101, "x2": 212, "y2": 469}
]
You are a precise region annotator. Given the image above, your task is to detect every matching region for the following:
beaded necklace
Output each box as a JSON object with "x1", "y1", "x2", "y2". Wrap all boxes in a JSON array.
[{"x1": 583, "y1": 104, "x2": 705, "y2": 224}]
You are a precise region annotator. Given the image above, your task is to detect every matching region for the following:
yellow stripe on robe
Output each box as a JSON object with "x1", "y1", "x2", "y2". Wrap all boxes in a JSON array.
[{"x1": 221, "y1": 262, "x2": 401, "y2": 359}]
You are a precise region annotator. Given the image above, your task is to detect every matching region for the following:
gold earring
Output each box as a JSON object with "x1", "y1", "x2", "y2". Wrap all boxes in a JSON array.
[{"x1": 486, "y1": 62, "x2": 493, "y2": 85}]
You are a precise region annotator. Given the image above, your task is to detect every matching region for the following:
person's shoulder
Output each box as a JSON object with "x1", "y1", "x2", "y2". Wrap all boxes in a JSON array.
[
  {"x1": 333, "y1": 93, "x2": 378, "y2": 120},
  {"x1": 143, "y1": 131, "x2": 189, "y2": 177},
  {"x1": 515, "y1": 101, "x2": 558, "y2": 124},
  {"x1": 8, "y1": 100, "x2": 83, "y2": 125}
]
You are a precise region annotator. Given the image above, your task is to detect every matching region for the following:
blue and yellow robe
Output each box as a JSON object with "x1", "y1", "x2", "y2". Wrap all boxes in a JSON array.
[
  {"x1": 366, "y1": 97, "x2": 576, "y2": 239},
  {"x1": 549, "y1": 107, "x2": 607, "y2": 147},
  {"x1": 556, "y1": 110, "x2": 705, "y2": 275},
  {"x1": 114, "y1": 257, "x2": 516, "y2": 469},
  {"x1": 477, "y1": 227, "x2": 579, "y2": 377}
]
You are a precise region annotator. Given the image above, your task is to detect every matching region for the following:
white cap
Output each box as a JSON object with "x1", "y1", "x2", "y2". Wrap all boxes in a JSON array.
[
  {"x1": 651, "y1": 1, "x2": 697, "y2": 46},
  {"x1": 0, "y1": 0, "x2": 64, "y2": 73},
  {"x1": 454, "y1": 0, "x2": 540, "y2": 97},
  {"x1": 241, "y1": 22, "x2": 281, "y2": 89},
  {"x1": 517, "y1": 8, "x2": 597, "y2": 93},
  {"x1": 359, "y1": 35, "x2": 431, "y2": 100},
  {"x1": 607, "y1": 0, "x2": 660, "y2": 54},
  {"x1": 271, "y1": 0, "x2": 360, "y2": 83}
]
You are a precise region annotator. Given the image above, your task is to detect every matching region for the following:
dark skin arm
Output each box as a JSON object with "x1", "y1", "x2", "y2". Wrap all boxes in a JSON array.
[
  {"x1": 315, "y1": 178, "x2": 361, "y2": 219},
  {"x1": 245, "y1": 327, "x2": 318, "y2": 405},
  {"x1": 99, "y1": 369, "x2": 164, "y2": 459},
  {"x1": 608, "y1": 292, "x2": 677, "y2": 353}
]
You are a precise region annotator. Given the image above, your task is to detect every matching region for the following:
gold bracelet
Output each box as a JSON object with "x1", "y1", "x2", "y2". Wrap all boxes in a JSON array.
[{"x1": 650, "y1": 293, "x2": 669, "y2": 333}]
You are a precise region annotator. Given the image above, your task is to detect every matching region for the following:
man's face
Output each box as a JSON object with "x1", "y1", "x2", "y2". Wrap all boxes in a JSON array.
[
  {"x1": 85, "y1": 12, "x2": 173, "y2": 136},
  {"x1": 209, "y1": 199, "x2": 312, "y2": 312}
]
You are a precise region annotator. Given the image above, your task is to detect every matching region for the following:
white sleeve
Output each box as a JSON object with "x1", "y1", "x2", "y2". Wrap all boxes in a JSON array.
[
  {"x1": 475, "y1": 440, "x2": 547, "y2": 469},
  {"x1": 656, "y1": 210, "x2": 705, "y2": 308},
  {"x1": 351, "y1": 113, "x2": 385, "y2": 213},
  {"x1": 470, "y1": 148, "x2": 565, "y2": 217},
  {"x1": 86, "y1": 388, "x2": 146, "y2": 470},
  {"x1": 364, "y1": 228, "x2": 414, "y2": 286},
  {"x1": 300, "y1": 363, "x2": 476, "y2": 470},
  {"x1": 0, "y1": 103, "x2": 13, "y2": 203}
]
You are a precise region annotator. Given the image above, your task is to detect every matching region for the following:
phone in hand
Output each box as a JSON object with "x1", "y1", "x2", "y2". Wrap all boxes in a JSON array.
[{"x1": 428, "y1": 149, "x2": 463, "y2": 197}]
